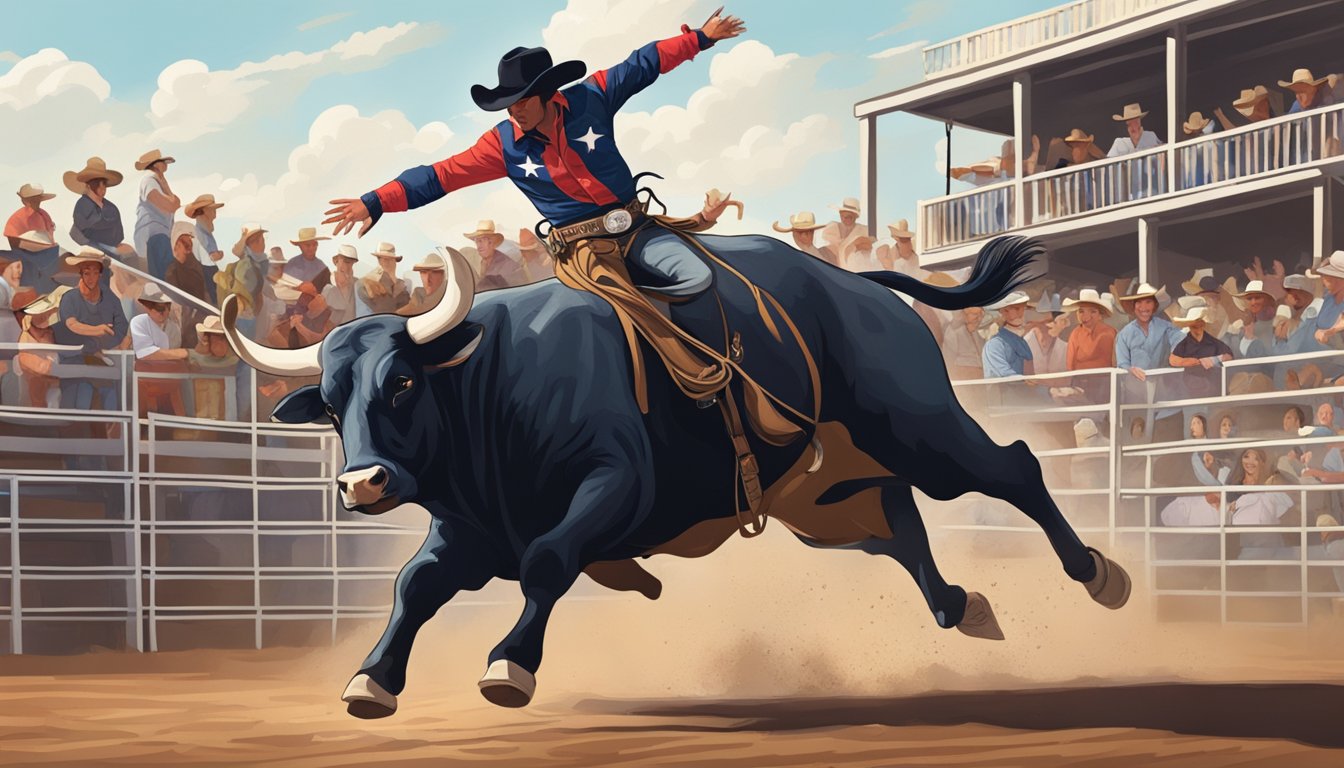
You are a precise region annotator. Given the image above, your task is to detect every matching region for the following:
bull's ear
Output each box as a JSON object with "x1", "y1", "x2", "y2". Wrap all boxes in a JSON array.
[
  {"x1": 421, "y1": 322, "x2": 483, "y2": 370},
  {"x1": 271, "y1": 385, "x2": 329, "y2": 424}
]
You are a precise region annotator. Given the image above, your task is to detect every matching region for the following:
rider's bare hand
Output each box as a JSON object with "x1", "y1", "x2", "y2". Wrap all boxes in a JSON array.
[
  {"x1": 702, "y1": 7, "x2": 746, "y2": 41},
  {"x1": 324, "y1": 198, "x2": 374, "y2": 238}
]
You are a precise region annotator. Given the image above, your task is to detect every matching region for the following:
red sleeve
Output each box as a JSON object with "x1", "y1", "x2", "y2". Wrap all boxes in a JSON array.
[{"x1": 655, "y1": 29, "x2": 702, "y2": 74}]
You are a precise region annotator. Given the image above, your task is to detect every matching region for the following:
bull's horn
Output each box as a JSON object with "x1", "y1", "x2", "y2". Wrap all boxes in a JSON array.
[
  {"x1": 220, "y1": 294, "x2": 322, "y2": 377},
  {"x1": 406, "y1": 246, "x2": 476, "y2": 345}
]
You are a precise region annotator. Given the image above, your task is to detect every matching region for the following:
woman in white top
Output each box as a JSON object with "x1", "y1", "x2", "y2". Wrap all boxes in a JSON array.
[{"x1": 132, "y1": 150, "x2": 180, "y2": 280}]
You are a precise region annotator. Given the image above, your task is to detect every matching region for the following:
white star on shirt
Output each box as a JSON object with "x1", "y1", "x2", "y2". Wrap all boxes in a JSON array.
[
  {"x1": 576, "y1": 127, "x2": 604, "y2": 152},
  {"x1": 517, "y1": 156, "x2": 542, "y2": 177}
]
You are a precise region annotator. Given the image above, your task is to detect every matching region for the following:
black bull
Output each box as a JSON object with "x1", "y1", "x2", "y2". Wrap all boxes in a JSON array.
[{"x1": 222, "y1": 233, "x2": 1127, "y2": 717}]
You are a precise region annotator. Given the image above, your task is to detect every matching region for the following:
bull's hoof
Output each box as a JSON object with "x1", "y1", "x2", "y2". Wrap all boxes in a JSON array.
[
  {"x1": 956, "y1": 591, "x2": 1005, "y2": 640},
  {"x1": 1083, "y1": 547, "x2": 1131, "y2": 609},
  {"x1": 478, "y1": 659, "x2": 536, "y2": 708},
  {"x1": 342, "y1": 673, "x2": 397, "y2": 719}
]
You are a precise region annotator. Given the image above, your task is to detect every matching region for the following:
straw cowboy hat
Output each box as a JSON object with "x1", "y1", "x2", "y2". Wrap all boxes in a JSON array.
[
  {"x1": 1062, "y1": 128, "x2": 1095, "y2": 144},
  {"x1": 1279, "y1": 68, "x2": 1328, "y2": 91},
  {"x1": 413, "y1": 250, "x2": 449, "y2": 272},
  {"x1": 1172, "y1": 304, "x2": 1212, "y2": 326},
  {"x1": 137, "y1": 282, "x2": 174, "y2": 308},
  {"x1": 20, "y1": 286, "x2": 69, "y2": 320},
  {"x1": 231, "y1": 223, "x2": 267, "y2": 258},
  {"x1": 463, "y1": 220, "x2": 506, "y2": 244},
  {"x1": 1231, "y1": 279, "x2": 1278, "y2": 310},
  {"x1": 1111, "y1": 103, "x2": 1149, "y2": 121},
  {"x1": 134, "y1": 149, "x2": 176, "y2": 171},
  {"x1": 333, "y1": 244, "x2": 359, "y2": 263},
  {"x1": 1310, "y1": 250, "x2": 1344, "y2": 279},
  {"x1": 1063, "y1": 288, "x2": 1112, "y2": 316},
  {"x1": 196, "y1": 315, "x2": 227, "y2": 337},
  {"x1": 184, "y1": 193, "x2": 224, "y2": 219},
  {"x1": 62, "y1": 246, "x2": 110, "y2": 271},
  {"x1": 1233, "y1": 85, "x2": 1270, "y2": 115},
  {"x1": 518, "y1": 228, "x2": 545, "y2": 252},
  {"x1": 829, "y1": 197, "x2": 861, "y2": 215},
  {"x1": 62, "y1": 157, "x2": 123, "y2": 194},
  {"x1": 887, "y1": 218, "x2": 915, "y2": 239},
  {"x1": 290, "y1": 226, "x2": 330, "y2": 245},
  {"x1": 471, "y1": 46, "x2": 586, "y2": 112},
  {"x1": 986, "y1": 291, "x2": 1032, "y2": 311},
  {"x1": 371, "y1": 242, "x2": 402, "y2": 261},
  {"x1": 1118, "y1": 282, "x2": 1165, "y2": 313},
  {"x1": 772, "y1": 211, "x2": 826, "y2": 233},
  {"x1": 1182, "y1": 111, "x2": 1212, "y2": 133},
  {"x1": 17, "y1": 183, "x2": 55, "y2": 202}
]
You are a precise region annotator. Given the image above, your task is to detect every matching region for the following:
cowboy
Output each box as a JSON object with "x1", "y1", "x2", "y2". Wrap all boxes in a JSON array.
[
  {"x1": 464, "y1": 220, "x2": 524, "y2": 288},
  {"x1": 357, "y1": 242, "x2": 411, "y2": 314},
  {"x1": 133, "y1": 149, "x2": 181, "y2": 280},
  {"x1": 186, "y1": 315, "x2": 241, "y2": 421},
  {"x1": 218, "y1": 224, "x2": 269, "y2": 339},
  {"x1": 1026, "y1": 291, "x2": 1068, "y2": 375},
  {"x1": 772, "y1": 212, "x2": 836, "y2": 266},
  {"x1": 399, "y1": 249, "x2": 453, "y2": 316},
  {"x1": 65, "y1": 157, "x2": 137, "y2": 267},
  {"x1": 164, "y1": 221, "x2": 209, "y2": 349},
  {"x1": 5, "y1": 184, "x2": 63, "y2": 293},
  {"x1": 981, "y1": 291, "x2": 1034, "y2": 378},
  {"x1": 285, "y1": 227, "x2": 333, "y2": 336},
  {"x1": 1231, "y1": 278, "x2": 1278, "y2": 346},
  {"x1": 1169, "y1": 304, "x2": 1234, "y2": 399},
  {"x1": 52, "y1": 247, "x2": 129, "y2": 409},
  {"x1": 517, "y1": 228, "x2": 555, "y2": 284},
  {"x1": 820, "y1": 197, "x2": 871, "y2": 259},
  {"x1": 1116, "y1": 282, "x2": 1183, "y2": 390},
  {"x1": 878, "y1": 219, "x2": 923, "y2": 278},
  {"x1": 1281, "y1": 68, "x2": 1336, "y2": 114},
  {"x1": 1106, "y1": 103, "x2": 1162, "y2": 157},
  {"x1": 129, "y1": 283, "x2": 188, "y2": 363},
  {"x1": 325, "y1": 8, "x2": 745, "y2": 311},
  {"x1": 1050, "y1": 129, "x2": 1102, "y2": 169},
  {"x1": 1181, "y1": 112, "x2": 1218, "y2": 187},
  {"x1": 1064, "y1": 288, "x2": 1116, "y2": 403},
  {"x1": 185, "y1": 194, "x2": 225, "y2": 305},
  {"x1": 323, "y1": 245, "x2": 361, "y2": 328},
  {"x1": 1179, "y1": 269, "x2": 1233, "y2": 340},
  {"x1": 13, "y1": 288, "x2": 66, "y2": 408}
]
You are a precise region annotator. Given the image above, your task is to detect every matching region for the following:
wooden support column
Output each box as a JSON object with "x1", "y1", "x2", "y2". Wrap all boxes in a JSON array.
[
  {"x1": 1013, "y1": 75, "x2": 1032, "y2": 228},
  {"x1": 1138, "y1": 217, "x2": 1159, "y2": 285},
  {"x1": 1166, "y1": 24, "x2": 1185, "y2": 192},
  {"x1": 859, "y1": 115, "x2": 878, "y2": 237}
]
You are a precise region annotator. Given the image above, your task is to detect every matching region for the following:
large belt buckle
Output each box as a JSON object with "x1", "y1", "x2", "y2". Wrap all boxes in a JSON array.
[{"x1": 602, "y1": 208, "x2": 633, "y2": 235}]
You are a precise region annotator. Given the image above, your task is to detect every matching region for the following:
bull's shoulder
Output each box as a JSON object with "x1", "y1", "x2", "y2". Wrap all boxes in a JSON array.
[{"x1": 471, "y1": 281, "x2": 620, "y2": 338}]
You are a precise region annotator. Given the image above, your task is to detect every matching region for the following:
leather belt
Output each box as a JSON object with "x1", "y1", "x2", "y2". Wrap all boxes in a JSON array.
[{"x1": 549, "y1": 198, "x2": 649, "y2": 249}]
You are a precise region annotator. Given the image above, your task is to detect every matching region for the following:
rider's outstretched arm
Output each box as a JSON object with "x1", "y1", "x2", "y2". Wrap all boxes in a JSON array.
[
  {"x1": 582, "y1": 28, "x2": 714, "y2": 112},
  {"x1": 359, "y1": 130, "x2": 508, "y2": 226}
]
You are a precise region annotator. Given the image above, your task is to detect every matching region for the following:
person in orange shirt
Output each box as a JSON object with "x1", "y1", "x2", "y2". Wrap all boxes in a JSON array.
[{"x1": 1064, "y1": 288, "x2": 1118, "y2": 403}]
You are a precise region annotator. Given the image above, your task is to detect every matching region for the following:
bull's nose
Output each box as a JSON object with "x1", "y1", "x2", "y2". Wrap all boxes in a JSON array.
[{"x1": 337, "y1": 465, "x2": 390, "y2": 508}]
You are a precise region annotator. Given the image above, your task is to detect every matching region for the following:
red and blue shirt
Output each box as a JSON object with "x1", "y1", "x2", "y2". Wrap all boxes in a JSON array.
[{"x1": 362, "y1": 28, "x2": 713, "y2": 228}]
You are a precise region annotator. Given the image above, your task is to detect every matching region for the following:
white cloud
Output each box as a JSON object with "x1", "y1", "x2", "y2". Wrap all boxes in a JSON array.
[
  {"x1": 868, "y1": 0, "x2": 946, "y2": 41},
  {"x1": 0, "y1": 51, "x2": 20, "y2": 64},
  {"x1": 541, "y1": 0, "x2": 707, "y2": 67},
  {"x1": 298, "y1": 12, "x2": 353, "y2": 32},
  {"x1": 870, "y1": 40, "x2": 927, "y2": 60}
]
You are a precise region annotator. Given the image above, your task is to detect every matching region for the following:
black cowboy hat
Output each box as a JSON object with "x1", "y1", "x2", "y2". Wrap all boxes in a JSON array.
[{"x1": 470, "y1": 46, "x2": 586, "y2": 112}]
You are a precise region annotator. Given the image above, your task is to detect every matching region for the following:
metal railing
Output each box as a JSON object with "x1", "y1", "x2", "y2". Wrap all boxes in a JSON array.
[
  {"x1": 921, "y1": 0, "x2": 1181, "y2": 77},
  {"x1": 1176, "y1": 102, "x2": 1344, "y2": 189},
  {"x1": 919, "y1": 180, "x2": 1016, "y2": 252}
]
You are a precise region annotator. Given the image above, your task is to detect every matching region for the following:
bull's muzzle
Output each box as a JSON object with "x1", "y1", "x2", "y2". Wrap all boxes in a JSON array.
[{"x1": 337, "y1": 466, "x2": 399, "y2": 514}]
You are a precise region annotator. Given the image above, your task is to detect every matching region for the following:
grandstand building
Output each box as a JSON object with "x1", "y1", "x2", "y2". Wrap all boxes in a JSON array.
[{"x1": 857, "y1": 0, "x2": 1344, "y2": 625}]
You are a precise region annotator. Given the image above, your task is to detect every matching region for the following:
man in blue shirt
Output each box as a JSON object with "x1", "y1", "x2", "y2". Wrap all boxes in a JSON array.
[
  {"x1": 981, "y1": 292, "x2": 1034, "y2": 377},
  {"x1": 186, "y1": 194, "x2": 225, "y2": 305},
  {"x1": 51, "y1": 247, "x2": 129, "y2": 409},
  {"x1": 1116, "y1": 282, "x2": 1184, "y2": 426}
]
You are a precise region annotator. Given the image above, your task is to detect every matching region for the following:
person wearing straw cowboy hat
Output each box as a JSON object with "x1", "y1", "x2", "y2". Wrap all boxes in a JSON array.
[
  {"x1": 128, "y1": 282, "x2": 187, "y2": 364},
  {"x1": 51, "y1": 247, "x2": 129, "y2": 409},
  {"x1": 1180, "y1": 111, "x2": 1218, "y2": 187},
  {"x1": 942, "y1": 297, "x2": 990, "y2": 381},
  {"x1": 322, "y1": 244, "x2": 361, "y2": 329},
  {"x1": 820, "y1": 197, "x2": 871, "y2": 259},
  {"x1": 164, "y1": 221, "x2": 211, "y2": 349},
  {"x1": 1280, "y1": 67, "x2": 1337, "y2": 114},
  {"x1": 217, "y1": 223, "x2": 268, "y2": 338},
  {"x1": 12, "y1": 286, "x2": 69, "y2": 408},
  {"x1": 1169, "y1": 303, "x2": 1233, "y2": 399},
  {"x1": 1215, "y1": 85, "x2": 1278, "y2": 131},
  {"x1": 463, "y1": 220, "x2": 524, "y2": 288},
  {"x1": 399, "y1": 248, "x2": 458, "y2": 317},
  {"x1": 1116, "y1": 281, "x2": 1184, "y2": 386},
  {"x1": 5, "y1": 184, "x2": 61, "y2": 292},
  {"x1": 1106, "y1": 103, "x2": 1163, "y2": 158},
  {"x1": 1178, "y1": 268, "x2": 1235, "y2": 339},
  {"x1": 357, "y1": 241, "x2": 411, "y2": 314},
  {"x1": 283, "y1": 227, "x2": 334, "y2": 338},
  {"x1": 1062, "y1": 288, "x2": 1116, "y2": 403},
  {"x1": 980, "y1": 291, "x2": 1035, "y2": 378},
  {"x1": 132, "y1": 149, "x2": 182, "y2": 280},
  {"x1": 516, "y1": 227, "x2": 555, "y2": 284},
  {"x1": 185, "y1": 193, "x2": 225, "y2": 304},
  {"x1": 1026, "y1": 291, "x2": 1068, "y2": 376},
  {"x1": 184, "y1": 314, "x2": 241, "y2": 422},
  {"x1": 65, "y1": 157, "x2": 137, "y2": 269},
  {"x1": 1045, "y1": 128, "x2": 1105, "y2": 169},
  {"x1": 840, "y1": 234, "x2": 880, "y2": 273},
  {"x1": 875, "y1": 218, "x2": 923, "y2": 278},
  {"x1": 1231, "y1": 279, "x2": 1279, "y2": 350},
  {"x1": 772, "y1": 211, "x2": 836, "y2": 266}
]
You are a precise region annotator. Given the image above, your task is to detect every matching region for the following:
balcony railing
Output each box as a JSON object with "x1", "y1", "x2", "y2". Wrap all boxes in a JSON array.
[
  {"x1": 917, "y1": 102, "x2": 1344, "y2": 251},
  {"x1": 922, "y1": 0, "x2": 1183, "y2": 77}
]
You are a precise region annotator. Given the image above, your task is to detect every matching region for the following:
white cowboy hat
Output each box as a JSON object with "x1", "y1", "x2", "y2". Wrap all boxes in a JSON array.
[
  {"x1": 371, "y1": 242, "x2": 402, "y2": 261},
  {"x1": 986, "y1": 291, "x2": 1031, "y2": 311},
  {"x1": 17, "y1": 183, "x2": 55, "y2": 202},
  {"x1": 196, "y1": 315, "x2": 227, "y2": 337},
  {"x1": 414, "y1": 249, "x2": 450, "y2": 272},
  {"x1": 333, "y1": 244, "x2": 359, "y2": 263},
  {"x1": 1310, "y1": 250, "x2": 1344, "y2": 279},
  {"x1": 290, "y1": 226, "x2": 330, "y2": 245},
  {"x1": 137, "y1": 282, "x2": 174, "y2": 306},
  {"x1": 62, "y1": 246, "x2": 110, "y2": 271},
  {"x1": 1182, "y1": 111, "x2": 1211, "y2": 133},
  {"x1": 15, "y1": 230, "x2": 55, "y2": 252},
  {"x1": 887, "y1": 218, "x2": 914, "y2": 239},
  {"x1": 21, "y1": 286, "x2": 70, "y2": 318},
  {"x1": 1111, "y1": 103, "x2": 1149, "y2": 121},
  {"x1": 62, "y1": 156, "x2": 123, "y2": 194},
  {"x1": 1118, "y1": 282, "x2": 1164, "y2": 313},
  {"x1": 134, "y1": 149, "x2": 176, "y2": 171},
  {"x1": 231, "y1": 223, "x2": 267, "y2": 258},
  {"x1": 1063, "y1": 288, "x2": 1113, "y2": 316},
  {"x1": 772, "y1": 211, "x2": 826, "y2": 233},
  {"x1": 1062, "y1": 128, "x2": 1095, "y2": 144},
  {"x1": 171, "y1": 220, "x2": 195, "y2": 243},
  {"x1": 1279, "y1": 68, "x2": 1328, "y2": 91},
  {"x1": 1172, "y1": 304, "x2": 1211, "y2": 326},
  {"x1": 829, "y1": 197, "x2": 861, "y2": 215},
  {"x1": 463, "y1": 220, "x2": 505, "y2": 242},
  {"x1": 1231, "y1": 279, "x2": 1278, "y2": 310},
  {"x1": 184, "y1": 193, "x2": 224, "y2": 218}
]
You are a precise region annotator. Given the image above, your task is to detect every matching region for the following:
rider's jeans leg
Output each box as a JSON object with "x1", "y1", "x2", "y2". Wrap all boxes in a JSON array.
[{"x1": 624, "y1": 229, "x2": 713, "y2": 300}]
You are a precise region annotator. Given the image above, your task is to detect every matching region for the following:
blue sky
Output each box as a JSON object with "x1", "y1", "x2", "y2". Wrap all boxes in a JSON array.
[{"x1": 1, "y1": 0, "x2": 1059, "y2": 263}]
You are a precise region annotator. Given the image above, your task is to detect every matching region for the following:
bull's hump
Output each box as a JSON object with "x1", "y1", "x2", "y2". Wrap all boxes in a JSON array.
[{"x1": 469, "y1": 280, "x2": 616, "y2": 334}]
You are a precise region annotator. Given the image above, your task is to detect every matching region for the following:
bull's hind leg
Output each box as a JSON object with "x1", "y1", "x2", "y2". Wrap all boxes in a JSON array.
[{"x1": 802, "y1": 485, "x2": 1003, "y2": 639}]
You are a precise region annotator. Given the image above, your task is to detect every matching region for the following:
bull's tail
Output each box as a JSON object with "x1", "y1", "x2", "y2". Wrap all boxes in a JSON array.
[{"x1": 859, "y1": 235, "x2": 1043, "y2": 311}]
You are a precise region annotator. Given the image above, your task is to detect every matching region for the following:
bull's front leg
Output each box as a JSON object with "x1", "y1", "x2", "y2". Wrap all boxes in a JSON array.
[
  {"x1": 479, "y1": 462, "x2": 646, "y2": 708},
  {"x1": 343, "y1": 510, "x2": 497, "y2": 719}
]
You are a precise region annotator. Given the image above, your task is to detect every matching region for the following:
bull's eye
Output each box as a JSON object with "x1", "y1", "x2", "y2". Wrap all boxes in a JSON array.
[{"x1": 391, "y1": 376, "x2": 414, "y2": 407}]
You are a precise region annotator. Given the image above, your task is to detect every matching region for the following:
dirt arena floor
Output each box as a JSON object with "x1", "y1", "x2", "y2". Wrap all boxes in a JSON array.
[{"x1": 3, "y1": 530, "x2": 1344, "y2": 766}]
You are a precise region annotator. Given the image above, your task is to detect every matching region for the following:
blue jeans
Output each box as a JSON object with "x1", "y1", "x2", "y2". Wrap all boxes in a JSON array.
[
  {"x1": 202, "y1": 264, "x2": 219, "y2": 305},
  {"x1": 624, "y1": 228, "x2": 713, "y2": 299},
  {"x1": 60, "y1": 379, "x2": 118, "y2": 411},
  {"x1": 146, "y1": 233, "x2": 172, "y2": 280}
]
